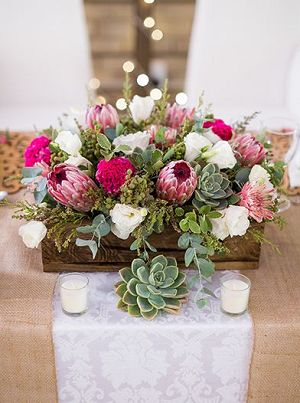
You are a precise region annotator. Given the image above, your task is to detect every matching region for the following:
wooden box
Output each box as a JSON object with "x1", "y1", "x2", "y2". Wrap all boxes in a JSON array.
[{"x1": 42, "y1": 224, "x2": 263, "y2": 272}]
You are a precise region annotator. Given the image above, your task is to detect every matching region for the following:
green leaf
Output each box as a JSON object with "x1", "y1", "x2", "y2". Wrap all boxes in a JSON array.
[
  {"x1": 22, "y1": 167, "x2": 42, "y2": 178},
  {"x1": 198, "y1": 205, "x2": 211, "y2": 215},
  {"x1": 115, "y1": 282, "x2": 127, "y2": 298},
  {"x1": 145, "y1": 240, "x2": 157, "y2": 252},
  {"x1": 207, "y1": 211, "x2": 222, "y2": 219},
  {"x1": 164, "y1": 265, "x2": 178, "y2": 280},
  {"x1": 128, "y1": 305, "x2": 141, "y2": 317},
  {"x1": 178, "y1": 233, "x2": 190, "y2": 249},
  {"x1": 189, "y1": 221, "x2": 201, "y2": 234},
  {"x1": 196, "y1": 299, "x2": 208, "y2": 309},
  {"x1": 75, "y1": 238, "x2": 98, "y2": 259},
  {"x1": 77, "y1": 225, "x2": 95, "y2": 234},
  {"x1": 98, "y1": 134, "x2": 112, "y2": 150},
  {"x1": 104, "y1": 127, "x2": 117, "y2": 140},
  {"x1": 141, "y1": 307, "x2": 158, "y2": 320},
  {"x1": 185, "y1": 211, "x2": 197, "y2": 221},
  {"x1": 136, "y1": 266, "x2": 150, "y2": 284},
  {"x1": 119, "y1": 267, "x2": 135, "y2": 283},
  {"x1": 33, "y1": 188, "x2": 47, "y2": 204},
  {"x1": 197, "y1": 258, "x2": 215, "y2": 278},
  {"x1": 202, "y1": 287, "x2": 217, "y2": 299},
  {"x1": 187, "y1": 274, "x2": 199, "y2": 289},
  {"x1": 151, "y1": 255, "x2": 167, "y2": 268},
  {"x1": 199, "y1": 216, "x2": 209, "y2": 233},
  {"x1": 116, "y1": 123, "x2": 124, "y2": 136},
  {"x1": 137, "y1": 296, "x2": 153, "y2": 312},
  {"x1": 127, "y1": 278, "x2": 139, "y2": 296},
  {"x1": 184, "y1": 247, "x2": 195, "y2": 267},
  {"x1": 179, "y1": 218, "x2": 189, "y2": 232},
  {"x1": 175, "y1": 207, "x2": 185, "y2": 217},
  {"x1": 114, "y1": 144, "x2": 132, "y2": 153},
  {"x1": 175, "y1": 286, "x2": 189, "y2": 298},
  {"x1": 131, "y1": 258, "x2": 145, "y2": 276},
  {"x1": 149, "y1": 294, "x2": 166, "y2": 309},
  {"x1": 162, "y1": 147, "x2": 175, "y2": 162},
  {"x1": 130, "y1": 240, "x2": 140, "y2": 251},
  {"x1": 123, "y1": 291, "x2": 137, "y2": 306},
  {"x1": 193, "y1": 244, "x2": 208, "y2": 255}
]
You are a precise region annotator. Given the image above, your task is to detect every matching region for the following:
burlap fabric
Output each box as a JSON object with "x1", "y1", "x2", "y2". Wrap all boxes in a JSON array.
[
  {"x1": 246, "y1": 207, "x2": 300, "y2": 403},
  {"x1": 0, "y1": 199, "x2": 58, "y2": 403},
  {"x1": 0, "y1": 194, "x2": 299, "y2": 402}
]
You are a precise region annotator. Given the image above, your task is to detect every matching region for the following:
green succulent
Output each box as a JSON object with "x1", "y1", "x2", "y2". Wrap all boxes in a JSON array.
[
  {"x1": 193, "y1": 163, "x2": 233, "y2": 209},
  {"x1": 115, "y1": 255, "x2": 188, "y2": 320}
]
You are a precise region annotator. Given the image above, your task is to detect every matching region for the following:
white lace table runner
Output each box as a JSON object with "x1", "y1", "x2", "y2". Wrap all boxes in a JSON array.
[{"x1": 53, "y1": 271, "x2": 253, "y2": 403}]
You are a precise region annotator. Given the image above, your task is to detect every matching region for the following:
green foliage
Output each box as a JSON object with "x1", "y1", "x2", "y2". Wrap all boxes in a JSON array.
[
  {"x1": 49, "y1": 142, "x2": 69, "y2": 167},
  {"x1": 263, "y1": 160, "x2": 285, "y2": 187},
  {"x1": 232, "y1": 111, "x2": 260, "y2": 135},
  {"x1": 88, "y1": 188, "x2": 118, "y2": 213},
  {"x1": 120, "y1": 174, "x2": 154, "y2": 207},
  {"x1": 129, "y1": 145, "x2": 164, "y2": 175},
  {"x1": 115, "y1": 254, "x2": 188, "y2": 319},
  {"x1": 193, "y1": 163, "x2": 234, "y2": 209},
  {"x1": 76, "y1": 213, "x2": 111, "y2": 258},
  {"x1": 152, "y1": 80, "x2": 170, "y2": 125},
  {"x1": 80, "y1": 127, "x2": 103, "y2": 163},
  {"x1": 122, "y1": 72, "x2": 132, "y2": 106}
]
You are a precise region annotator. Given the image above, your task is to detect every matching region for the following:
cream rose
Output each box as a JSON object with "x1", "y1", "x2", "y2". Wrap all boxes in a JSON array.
[
  {"x1": 55, "y1": 130, "x2": 82, "y2": 156},
  {"x1": 249, "y1": 165, "x2": 273, "y2": 189},
  {"x1": 113, "y1": 131, "x2": 150, "y2": 154},
  {"x1": 110, "y1": 204, "x2": 147, "y2": 240},
  {"x1": 129, "y1": 95, "x2": 155, "y2": 124},
  {"x1": 18, "y1": 221, "x2": 47, "y2": 248},
  {"x1": 184, "y1": 132, "x2": 212, "y2": 162}
]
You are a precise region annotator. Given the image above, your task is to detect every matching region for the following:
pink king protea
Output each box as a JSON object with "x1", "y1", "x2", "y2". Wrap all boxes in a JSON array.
[
  {"x1": 166, "y1": 103, "x2": 195, "y2": 129},
  {"x1": 239, "y1": 182, "x2": 275, "y2": 222},
  {"x1": 47, "y1": 164, "x2": 98, "y2": 212},
  {"x1": 233, "y1": 133, "x2": 266, "y2": 167},
  {"x1": 86, "y1": 104, "x2": 119, "y2": 130},
  {"x1": 156, "y1": 160, "x2": 197, "y2": 205}
]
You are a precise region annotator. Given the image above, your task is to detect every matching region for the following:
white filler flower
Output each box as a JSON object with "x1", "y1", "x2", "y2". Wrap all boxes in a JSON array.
[
  {"x1": 19, "y1": 221, "x2": 47, "y2": 248},
  {"x1": 110, "y1": 204, "x2": 147, "y2": 240},
  {"x1": 113, "y1": 131, "x2": 150, "y2": 155},
  {"x1": 129, "y1": 95, "x2": 154, "y2": 124},
  {"x1": 54, "y1": 130, "x2": 82, "y2": 156}
]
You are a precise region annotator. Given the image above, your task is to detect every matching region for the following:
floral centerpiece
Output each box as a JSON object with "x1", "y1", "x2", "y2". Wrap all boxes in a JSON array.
[{"x1": 6, "y1": 78, "x2": 284, "y2": 320}]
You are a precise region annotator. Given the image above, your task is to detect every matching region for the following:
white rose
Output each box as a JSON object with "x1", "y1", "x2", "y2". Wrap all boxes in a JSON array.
[
  {"x1": 65, "y1": 154, "x2": 92, "y2": 168},
  {"x1": 59, "y1": 108, "x2": 86, "y2": 134},
  {"x1": 18, "y1": 221, "x2": 47, "y2": 248},
  {"x1": 55, "y1": 130, "x2": 82, "y2": 156},
  {"x1": 249, "y1": 165, "x2": 273, "y2": 189},
  {"x1": 113, "y1": 131, "x2": 150, "y2": 154},
  {"x1": 205, "y1": 140, "x2": 237, "y2": 169},
  {"x1": 184, "y1": 132, "x2": 212, "y2": 162},
  {"x1": 129, "y1": 95, "x2": 155, "y2": 124},
  {"x1": 110, "y1": 204, "x2": 147, "y2": 240},
  {"x1": 211, "y1": 205, "x2": 250, "y2": 240}
]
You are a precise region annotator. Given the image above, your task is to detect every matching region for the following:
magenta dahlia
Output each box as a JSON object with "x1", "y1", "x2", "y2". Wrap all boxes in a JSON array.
[
  {"x1": 156, "y1": 160, "x2": 197, "y2": 205},
  {"x1": 96, "y1": 157, "x2": 135, "y2": 195},
  {"x1": 47, "y1": 164, "x2": 98, "y2": 212},
  {"x1": 233, "y1": 133, "x2": 266, "y2": 167},
  {"x1": 239, "y1": 182, "x2": 275, "y2": 222},
  {"x1": 86, "y1": 104, "x2": 119, "y2": 130},
  {"x1": 166, "y1": 103, "x2": 195, "y2": 129},
  {"x1": 24, "y1": 135, "x2": 51, "y2": 167},
  {"x1": 203, "y1": 119, "x2": 233, "y2": 141}
]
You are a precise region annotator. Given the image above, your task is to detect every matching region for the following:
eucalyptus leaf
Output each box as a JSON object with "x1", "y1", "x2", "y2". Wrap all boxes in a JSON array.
[
  {"x1": 77, "y1": 225, "x2": 95, "y2": 234},
  {"x1": 104, "y1": 127, "x2": 117, "y2": 140},
  {"x1": 33, "y1": 188, "x2": 47, "y2": 204},
  {"x1": 184, "y1": 247, "x2": 195, "y2": 267},
  {"x1": 178, "y1": 233, "x2": 190, "y2": 249},
  {"x1": 76, "y1": 238, "x2": 98, "y2": 259},
  {"x1": 22, "y1": 167, "x2": 42, "y2": 178}
]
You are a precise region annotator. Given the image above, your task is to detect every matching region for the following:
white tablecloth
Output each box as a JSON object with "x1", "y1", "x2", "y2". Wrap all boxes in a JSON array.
[{"x1": 53, "y1": 271, "x2": 253, "y2": 403}]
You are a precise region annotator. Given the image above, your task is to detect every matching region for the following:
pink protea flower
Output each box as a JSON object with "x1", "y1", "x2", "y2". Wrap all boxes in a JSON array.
[
  {"x1": 149, "y1": 125, "x2": 177, "y2": 147},
  {"x1": 24, "y1": 135, "x2": 51, "y2": 167},
  {"x1": 156, "y1": 160, "x2": 197, "y2": 205},
  {"x1": 86, "y1": 104, "x2": 119, "y2": 130},
  {"x1": 166, "y1": 103, "x2": 195, "y2": 129},
  {"x1": 203, "y1": 119, "x2": 233, "y2": 141},
  {"x1": 47, "y1": 164, "x2": 98, "y2": 212},
  {"x1": 233, "y1": 133, "x2": 266, "y2": 167},
  {"x1": 96, "y1": 157, "x2": 135, "y2": 195},
  {"x1": 239, "y1": 182, "x2": 275, "y2": 222}
]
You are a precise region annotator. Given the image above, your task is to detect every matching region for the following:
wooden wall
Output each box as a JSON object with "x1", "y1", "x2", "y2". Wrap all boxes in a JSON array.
[{"x1": 84, "y1": 0, "x2": 195, "y2": 104}]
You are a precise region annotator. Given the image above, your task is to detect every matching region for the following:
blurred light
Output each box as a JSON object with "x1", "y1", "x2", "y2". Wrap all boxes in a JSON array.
[
  {"x1": 122, "y1": 60, "x2": 135, "y2": 73},
  {"x1": 143, "y1": 17, "x2": 155, "y2": 28},
  {"x1": 116, "y1": 98, "x2": 127, "y2": 111},
  {"x1": 144, "y1": 0, "x2": 155, "y2": 3},
  {"x1": 151, "y1": 29, "x2": 163, "y2": 41},
  {"x1": 137, "y1": 74, "x2": 149, "y2": 87},
  {"x1": 150, "y1": 88, "x2": 162, "y2": 100},
  {"x1": 175, "y1": 92, "x2": 188, "y2": 105},
  {"x1": 96, "y1": 95, "x2": 106, "y2": 105},
  {"x1": 88, "y1": 77, "x2": 101, "y2": 90}
]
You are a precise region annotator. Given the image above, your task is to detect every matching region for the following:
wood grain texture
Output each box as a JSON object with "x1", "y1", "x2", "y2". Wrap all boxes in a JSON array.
[{"x1": 42, "y1": 223, "x2": 263, "y2": 272}]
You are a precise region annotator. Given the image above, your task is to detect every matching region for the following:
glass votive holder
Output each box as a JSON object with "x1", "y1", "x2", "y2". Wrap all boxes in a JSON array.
[
  {"x1": 59, "y1": 274, "x2": 89, "y2": 316},
  {"x1": 220, "y1": 273, "x2": 251, "y2": 316}
]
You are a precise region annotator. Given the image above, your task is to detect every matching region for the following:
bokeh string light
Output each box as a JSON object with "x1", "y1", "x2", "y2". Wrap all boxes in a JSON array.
[
  {"x1": 137, "y1": 73, "x2": 150, "y2": 87},
  {"x1": 150, "y1": 88, "x2": 162, "y2": 100},
  {"x1": 122, "y1": 60, "x2": 135, "y2": 73},
  {"x1": 151, "y1": 29, "x2": 163, "y2": 41},
  {"x1": 175, "y1": 92, "x2": 188, "y2": 105},
  {"x1": 143, "y1": 17, "x2": 155, "y2": 28},
  {"x1": 115, "y1": 98, "x2": 127, "y2": 111}
]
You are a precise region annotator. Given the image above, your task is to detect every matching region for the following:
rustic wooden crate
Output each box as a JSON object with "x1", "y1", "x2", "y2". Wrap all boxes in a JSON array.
[{"x1": 42, "y1": 223, "x2": 263, "y2": 272}]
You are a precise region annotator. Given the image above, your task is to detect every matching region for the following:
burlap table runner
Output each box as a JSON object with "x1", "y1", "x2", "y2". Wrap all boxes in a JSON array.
[
  {"x1": 0, "y1": 199, "x2": 58, "y2": 403},
  {"x1": 246, "y1": 207, "x2": 300, "y2": 402},
  {"x1": 0, "y1": 194, "x2": 299, "y2": 402}
]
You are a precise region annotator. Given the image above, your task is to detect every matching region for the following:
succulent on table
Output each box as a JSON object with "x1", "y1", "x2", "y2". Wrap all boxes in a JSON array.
[
  {"x1": 193, "y1": 163, "x2": 233, "y2": 209},
  {"x1": 115, "y1": 255, "x2": 188, "y2": 320}
]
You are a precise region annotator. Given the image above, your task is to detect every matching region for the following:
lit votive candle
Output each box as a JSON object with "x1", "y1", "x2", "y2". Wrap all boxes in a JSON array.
[
  {"x1": 220, "y1": 273, "x2": 251, "y2": 315},
  {"x1": 59, "y1": 274, "x2": 89, "y2": 315}
]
